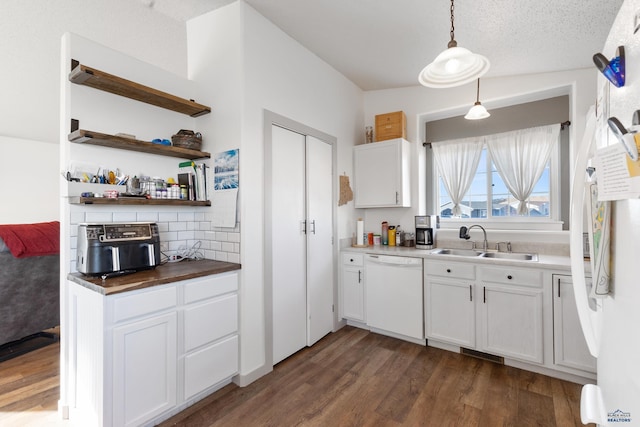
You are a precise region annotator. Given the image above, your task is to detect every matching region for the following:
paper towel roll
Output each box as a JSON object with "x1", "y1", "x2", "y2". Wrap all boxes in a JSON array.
[{"x1": 356, "y1": 219, "x2": 364, "y2": 245}]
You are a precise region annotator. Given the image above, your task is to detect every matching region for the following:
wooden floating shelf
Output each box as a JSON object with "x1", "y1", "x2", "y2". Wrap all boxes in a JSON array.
[
  {"x1": 70, "y1": 197, "x2": 211, "y2": 206},
  {"x1": 69, "y1": 61, "x2": 211, "y2": 117},
  {"x1": 69, "y1": 129, "x2": 211, "y2": 159}
]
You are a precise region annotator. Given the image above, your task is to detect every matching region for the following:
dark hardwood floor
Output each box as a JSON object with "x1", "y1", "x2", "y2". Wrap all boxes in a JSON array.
[
  {"x1": 161, "y1": 326, "x2": 591, "y2": 427},
  {"x1": 0, "y1": 325, "x2": 591, "y2": 426}
]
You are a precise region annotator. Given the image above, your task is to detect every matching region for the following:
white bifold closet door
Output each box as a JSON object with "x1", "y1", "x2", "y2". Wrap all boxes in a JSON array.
[{"x1": 271, "y1": 125, "x2": 333, "y2": 365}]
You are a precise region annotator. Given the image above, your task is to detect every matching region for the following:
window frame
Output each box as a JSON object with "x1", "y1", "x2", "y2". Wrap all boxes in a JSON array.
[{"x1": 434, "y1": 136, "x2": 563, "y2": 231}]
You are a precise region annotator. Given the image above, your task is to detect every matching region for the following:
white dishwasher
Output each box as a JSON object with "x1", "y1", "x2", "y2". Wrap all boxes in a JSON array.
[{"x1": 364, "y1": 254, "x2": 424, "y2": 340}]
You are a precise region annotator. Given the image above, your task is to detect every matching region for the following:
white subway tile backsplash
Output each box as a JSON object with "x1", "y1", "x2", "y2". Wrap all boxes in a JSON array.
[
  {"x1": 178, "y1": 212, "x2": 194, "y2": 222},
  {"x1": 67, "y1": 206, "x2": 239, "y2": 273},
  {"x1": 85, "y1": 212, "x2": 113, "y2": 223},
  {"x1": 159, "y1": 212, "x2": 178, "y2": 222},
  {"x1": 178, "y1": 230, "x2": 195, "y2": 241},
  {"x1": 70, "y1": 212, "x2": 85, "y2": 225},
  {"x1": 169, "y1": 221, "x2": 187, "y2": 232},
  {"x1": 112, "y1": 212, "x2": 137, "y2": 222},
  {"x1": 137, "y1": 212, "x2": 158, "y2": 222}
]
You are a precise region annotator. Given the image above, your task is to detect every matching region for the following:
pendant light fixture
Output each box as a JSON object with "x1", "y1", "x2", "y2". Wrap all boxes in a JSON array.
[
  {"x1": 464, "y1": 79, "x2": 490, "y2": 120},
  {"x1": 418, "y1": 0, "x2": 490, "y2": 88}
]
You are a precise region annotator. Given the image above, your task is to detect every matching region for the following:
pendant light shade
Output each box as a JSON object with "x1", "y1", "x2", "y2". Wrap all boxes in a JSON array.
[
  {"x1": 465, "y1": 79, "x2": 490, "y2": 120},
  {"x1": 418, "y1": 0, "x2": 490, "y2": 89}
]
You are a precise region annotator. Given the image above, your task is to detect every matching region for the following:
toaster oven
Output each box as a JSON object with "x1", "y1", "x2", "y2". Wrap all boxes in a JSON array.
[{"x1": 76, "y1": 222, "x2": 161, "y2": 276}]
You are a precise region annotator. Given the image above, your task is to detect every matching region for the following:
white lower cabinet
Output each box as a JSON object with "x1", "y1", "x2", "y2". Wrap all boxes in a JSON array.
[
  {"x1": 425, "y1": 264, "x2": 475, "y2": 348},
  {"x1": 112, "y1": 312, "x2": 178, "y2": 427},
  {"x1": 340, "y1": 252, "x2": 365, "y2": 322},
  {"x1": 67, "y1": 270, "x2": 239, "y2": 427},
  {"x1": 479, "y1": 266, "x2": 544, "y2": 364},
  {"x1": 552, "y1": 274, "x2": 596, "y2": 374},
  {"x1": 425, "y1": 260, "x2": 544, "y2": 364}
]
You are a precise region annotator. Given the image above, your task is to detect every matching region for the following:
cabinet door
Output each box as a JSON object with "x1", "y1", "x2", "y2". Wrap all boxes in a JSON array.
[
  {"x1": 553, "y1": 275, "x2": 597, "y2": 373},
  {"x1": 480, "y1": 284, "x2": 543, "y2": 363},
  {"x1": 306, "y1": 135, "x2": 334, "y2": 346},
  {"x1": 342, "y1": 265, "x2": 365, "y2": 321},
  {"x1": 425, "y1": 278, "x2": 475, "y2": 347},
  {"x1": 354, "y1": 139, "x2": 410, "y2": 208},
  {"x1": 271, "y1": 125, "x2": 307, "y2": 365},
  {"x1": 184, "y1": 335, "x2": 238, "y2": 400},
  {"x1": 112, "y1": 312, "x2": 177, "y2": 427}
]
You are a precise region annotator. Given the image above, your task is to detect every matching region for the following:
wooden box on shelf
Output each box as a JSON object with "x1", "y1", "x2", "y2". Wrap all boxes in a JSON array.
[{"x1": 375, "y1": 111, "x2": 406, "y2": 142}]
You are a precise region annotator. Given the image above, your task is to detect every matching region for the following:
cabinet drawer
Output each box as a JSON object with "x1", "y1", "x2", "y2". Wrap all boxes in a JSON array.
[
  {"x1": 184, "y1": 335, "x2": 238, "y2": 400},
  {"x1": 480, "y1": 266, "x2": 542, "y2": 287},
  {"x1": 184, "y1": 272, "x2": 238, "y2": 304},
  {"x1": 342, "y1": 252, "x2": 364, "y2": 266},
  {"x1": 426, "y1": 261, "x2": 475, "y2": 280},
  {"x1": 184, "y1": 294, "x2": 238, "y2": 352},
  {"x1": 112, "y1": 286, "x2": 177, "y2": 323}
]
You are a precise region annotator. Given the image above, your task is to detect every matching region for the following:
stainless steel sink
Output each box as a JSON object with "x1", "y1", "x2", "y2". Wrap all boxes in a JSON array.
[
  {"x1": 480, "y1": 252, "x2": 538, "y2": 261},
  {"x1": 431, "y1": 248, "x2": 538, "y2": 261},
  {"x1": 431, "y1": 248, "x2": 484, "y2": 257}
]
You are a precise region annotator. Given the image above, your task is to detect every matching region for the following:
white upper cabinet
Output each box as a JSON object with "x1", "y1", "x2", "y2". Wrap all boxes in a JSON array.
[{"x1": 353, "y1": 138, "x2": 411, "y2": 208}]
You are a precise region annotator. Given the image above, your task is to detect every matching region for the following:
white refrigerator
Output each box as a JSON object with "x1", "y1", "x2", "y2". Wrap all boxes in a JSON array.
[{"x1": 571, "y1": 0, "x2": 640, "y2": 424}]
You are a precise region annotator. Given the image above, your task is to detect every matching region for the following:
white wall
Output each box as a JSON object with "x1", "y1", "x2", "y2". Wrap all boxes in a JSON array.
[
  {"x1": 362, "y1": 69, "x2": 597, "y2": 243},
  {"x1": 0, "y1": 0, "x2": 187, "y2": 223},
  {"x1": 0, "y1": 136, "x2": 59, "y2": 223},
  {"x1": 188, "y1": 1, "x2": 363, "y2": 384}
]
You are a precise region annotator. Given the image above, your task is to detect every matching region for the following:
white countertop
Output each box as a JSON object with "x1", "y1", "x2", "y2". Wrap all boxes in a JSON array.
[{"x1": 342, "y1": 244, "x2": 583, "y2": 272}]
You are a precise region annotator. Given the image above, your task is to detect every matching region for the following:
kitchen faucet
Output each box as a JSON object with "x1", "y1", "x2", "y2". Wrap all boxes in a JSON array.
[{"x1": 459, "y1": 225, "x2": 488, "y2": 251}]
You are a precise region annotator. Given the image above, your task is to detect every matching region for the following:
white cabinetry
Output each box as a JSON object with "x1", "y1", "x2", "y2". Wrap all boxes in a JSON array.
[
  {"x1": 353, "y1": 138, "x2": 411, "y2": 208},
  {"x1": 552, "y1": 274, "x2": 596, "y2": 374},
  {"x1": 340, "y1": 252, "x2": 365, "y2": 322},
  {"x1": 110, "y1": 285, "x2": 179, "y2": 426},
  {"x1": 425, "y1": 260, "x2": 544, "y2": 364},
  {"x1": 479, "y1": 266, "x2": 544, "y2": 364},
  {"x1": 67, "y1": 271, "x2": 239, "y2": 427},
  {"x1": 424, "y1": 261, "x2": 475, "y2": 348}
]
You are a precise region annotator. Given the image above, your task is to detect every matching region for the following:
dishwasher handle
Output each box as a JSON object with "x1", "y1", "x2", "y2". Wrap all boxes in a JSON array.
[{"x1": 365, "y1": 254, "x2": 422, "y2": 267}]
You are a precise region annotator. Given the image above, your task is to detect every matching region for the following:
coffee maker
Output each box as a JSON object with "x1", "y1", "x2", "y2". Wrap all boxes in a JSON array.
[{"x1": 415, "y1": 215, "x2": 439, "y2": 249}]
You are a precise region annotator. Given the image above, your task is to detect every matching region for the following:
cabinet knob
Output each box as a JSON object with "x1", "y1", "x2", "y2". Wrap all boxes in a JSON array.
[
  {"x1": 507, "y1": 275, "x2": 513, "y2": 280},
  {"x1": 446, "y1": 268, "x2": 451, "y2": 273},
  {"x1": 350, "y1": 258, "x2": 354, "y2": 262}
]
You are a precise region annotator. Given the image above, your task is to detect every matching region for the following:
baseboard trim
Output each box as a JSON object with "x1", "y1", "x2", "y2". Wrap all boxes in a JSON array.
[{"x1": 234, "y1": 364, "x2": 273, "y2": 387}]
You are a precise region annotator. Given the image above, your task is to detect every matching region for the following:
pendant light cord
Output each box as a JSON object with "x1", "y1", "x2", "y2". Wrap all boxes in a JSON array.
[
  {"x1": 448, "y1": 0, "x2": 457, "y2": 48},
  {"x1": 476, "y1": 79, "x2": 480, "y2": 102}
]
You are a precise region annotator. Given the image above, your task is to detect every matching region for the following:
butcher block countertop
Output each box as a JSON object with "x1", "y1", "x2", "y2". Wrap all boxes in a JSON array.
[{"x1": 68, "y1": 259, "x2": 241, "y2": 296}]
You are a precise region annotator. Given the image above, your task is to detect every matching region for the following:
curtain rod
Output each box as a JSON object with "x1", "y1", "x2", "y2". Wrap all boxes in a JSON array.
[{"x1": 423, "y1": 120, "x2": 572, "y2": 147}]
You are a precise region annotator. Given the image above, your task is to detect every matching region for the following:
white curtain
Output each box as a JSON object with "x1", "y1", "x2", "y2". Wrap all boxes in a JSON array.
[
  {"x1": 486, "y1": 124, "x2": 560, "y2": 215},
  {"x1": 432, "y1": 136, "x2": 484, "y2": 217}
]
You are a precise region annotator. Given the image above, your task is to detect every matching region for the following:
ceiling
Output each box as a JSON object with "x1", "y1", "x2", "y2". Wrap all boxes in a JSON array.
[{"x1": 148, "y1": 0, "x2": 625, "y2": 91}]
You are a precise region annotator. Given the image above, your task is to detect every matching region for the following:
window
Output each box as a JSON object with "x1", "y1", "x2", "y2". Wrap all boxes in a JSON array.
[
  {"x1": 438, "y1": 147, "x2": 552, "y2": 219},
  {"x1": 434, "y1": 124, "x2": 560, "y2": 224}
]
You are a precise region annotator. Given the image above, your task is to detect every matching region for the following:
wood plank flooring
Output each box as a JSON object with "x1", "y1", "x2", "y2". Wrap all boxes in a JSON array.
[
  {"x1": 0, "y1": 326, "x2": 592, "y2": 426},
  {"x1": 161, "y1": 326, "x2": 592, "y2": 427}
]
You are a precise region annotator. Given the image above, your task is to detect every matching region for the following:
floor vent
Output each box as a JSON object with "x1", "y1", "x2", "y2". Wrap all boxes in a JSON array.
[{"x1": 460, "y1": 347, "x2": 504, "y2": 364}]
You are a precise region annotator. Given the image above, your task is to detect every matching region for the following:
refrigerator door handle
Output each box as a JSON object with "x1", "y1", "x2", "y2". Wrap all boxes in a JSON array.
[{"x1": 569, "y1": 107, "x2": 602, "y2": 358}]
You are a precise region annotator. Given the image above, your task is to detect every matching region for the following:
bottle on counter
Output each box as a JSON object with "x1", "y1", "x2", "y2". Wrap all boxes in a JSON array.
[
  {"x1": 381, "y1": 221, "x2": 389, "y2": 245},
  {"x1": 396, "y1": 225, "x2": 403, "y2": 246},
  {"x1": 388, "y1": 225, "x2": 396, "y2": 246}
]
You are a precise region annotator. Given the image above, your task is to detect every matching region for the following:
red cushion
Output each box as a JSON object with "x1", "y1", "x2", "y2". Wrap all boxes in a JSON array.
[{"x1": 0, "y1": 221, "x2": 60, "y2": 258}]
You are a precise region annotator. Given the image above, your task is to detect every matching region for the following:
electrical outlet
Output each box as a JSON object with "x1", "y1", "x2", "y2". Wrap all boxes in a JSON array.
[{"x1": 634, "y1": 9, "x2": 640, "y2": 34}]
